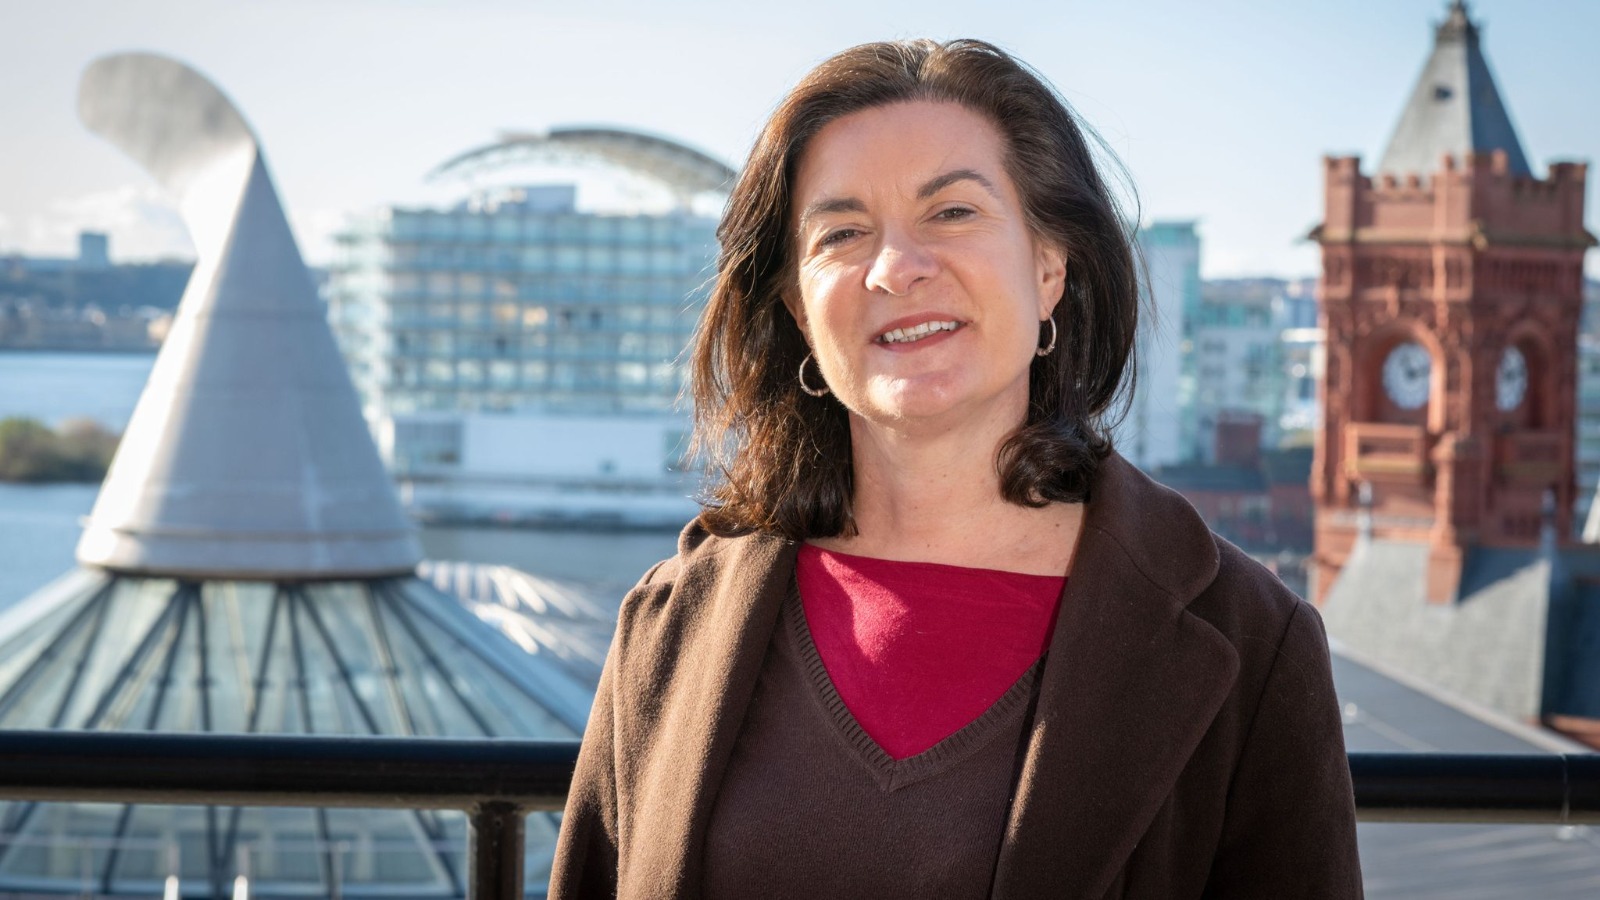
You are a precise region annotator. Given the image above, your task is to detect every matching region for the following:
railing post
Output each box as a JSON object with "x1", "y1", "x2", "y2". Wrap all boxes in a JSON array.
[{"x1": 468, "y1": 801, "x2": 526, "y2": 900}]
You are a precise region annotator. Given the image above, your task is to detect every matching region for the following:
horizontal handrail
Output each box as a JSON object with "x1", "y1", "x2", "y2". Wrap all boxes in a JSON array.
[
  {"x1": 1351, "y1": 751, "x2": 1600, "y2": 823},
  {"x1": 1, "y1": 731, "x2": 1598, "y2": 822},
  {"x1": 0, "y1": 730, "x2": 574, "y2": 811},
  {"x1": 1, "y1": 731, "x2": 1599, "y2": 897}
]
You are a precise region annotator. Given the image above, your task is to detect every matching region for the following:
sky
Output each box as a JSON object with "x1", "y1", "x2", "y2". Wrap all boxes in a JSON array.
[{"x1": 1, "y1": 0, "x2": 1596, "y2": 279}]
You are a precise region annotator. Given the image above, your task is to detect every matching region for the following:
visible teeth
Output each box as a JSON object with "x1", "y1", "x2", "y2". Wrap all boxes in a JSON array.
[{"x1": 879, "y1": 321, "x2": 960, "y2": 344}]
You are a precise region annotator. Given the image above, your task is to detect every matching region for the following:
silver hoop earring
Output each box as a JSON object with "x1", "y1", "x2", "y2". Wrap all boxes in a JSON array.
[
  {"x1": 1035, "y1": 318, "x2": 1058, "y2": 358},
  {"x1": 798, "y1": 352, "x2": 830, "y2": 397}
]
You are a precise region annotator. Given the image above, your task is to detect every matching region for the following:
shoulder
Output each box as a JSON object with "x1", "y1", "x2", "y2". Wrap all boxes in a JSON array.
[
  {"x1": 1188, "y1": 535, "x2": 1336, "y2": 733},
  {"x1": 1088, "y1": 452, "x2": 1317, "y2": 665},
  {"x1": 618, "y1": 517, "x2": 751, "y2": 602},
  {"x1": 1191, "y1": 538, "x2": 1312, "y2": 642},
  {"x1": 612, "y1": 516, "x2": 790, "y2": 646}
]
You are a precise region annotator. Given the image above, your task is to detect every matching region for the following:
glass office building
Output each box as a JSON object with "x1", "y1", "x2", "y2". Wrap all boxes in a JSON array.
[
  {"x1": 331, "y1": 184, "x2": 717, "y2": 422},
  {"x1": 326, "y1": 130, "x2": 730, "y2": 524}
]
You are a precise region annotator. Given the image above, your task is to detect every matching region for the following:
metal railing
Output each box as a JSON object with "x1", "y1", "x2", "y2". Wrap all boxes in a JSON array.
[{"x1": 1, "y1": 730, "x2": 1598, "y2": 898}]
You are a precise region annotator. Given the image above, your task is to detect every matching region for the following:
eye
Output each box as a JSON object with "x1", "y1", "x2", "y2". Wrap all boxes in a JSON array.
[
  {"x1": 817, "y1": 227, "x2": 861, "y2": 248},
  {"x1": 934, "y1": 205, "x2": 976, "y2": 222}
]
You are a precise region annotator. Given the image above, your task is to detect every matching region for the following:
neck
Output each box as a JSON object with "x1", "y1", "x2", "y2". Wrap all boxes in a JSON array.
[{"x1": 815, "y1": 397, "x2": 1083, "y2": 576}]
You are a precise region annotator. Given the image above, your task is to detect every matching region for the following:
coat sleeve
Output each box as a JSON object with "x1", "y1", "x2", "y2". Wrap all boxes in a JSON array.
[
  {"x1": 548, "y1": 557, "x2": 674, "y2": 899},
  {"x1": 547, "y1": 631, "x2": 622, "y2": 900},
  {"x1": 1204, "y1": 602, "x2": 1364, "y2": 898}
]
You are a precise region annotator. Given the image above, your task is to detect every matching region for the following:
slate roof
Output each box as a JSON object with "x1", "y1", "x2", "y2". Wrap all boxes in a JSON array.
[
  {"x1": 1322, "y1": 538, "x2": 1551, "y2": 720},
  {"x1": 1333, "y1": 646, "x2": 1600, "y2": 899},
  {"x1": 1376, "y1": 1, "x2": 1532, "y2": 178},
  {"x1": 1322, "y1": 532, "x2": 1600, "y2": 727}
]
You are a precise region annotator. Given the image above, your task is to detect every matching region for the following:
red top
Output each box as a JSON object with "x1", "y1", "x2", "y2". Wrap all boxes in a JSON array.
[{"x1": 796, "y1": 544, "x2": 1067, "y2": 760}]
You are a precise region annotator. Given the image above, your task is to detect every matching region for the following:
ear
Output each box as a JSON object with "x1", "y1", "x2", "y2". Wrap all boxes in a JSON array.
[
  {"x1": 781, "y1": 287, "x2": 812, "y2": 347},
  {"x1": 1034, "y1": 240, "x2": 1068, "y2": 319}
]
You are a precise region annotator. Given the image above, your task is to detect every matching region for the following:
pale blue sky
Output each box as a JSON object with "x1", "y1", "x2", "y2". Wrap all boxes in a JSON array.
[{"x1": 1, "y1": 0, "x2": 1595, "y2": 277}]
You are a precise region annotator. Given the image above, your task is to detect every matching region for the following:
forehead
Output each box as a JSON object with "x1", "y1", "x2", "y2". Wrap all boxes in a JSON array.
[{"x1": 793, "y1": 100, "x2": 1011, "y2": 203}]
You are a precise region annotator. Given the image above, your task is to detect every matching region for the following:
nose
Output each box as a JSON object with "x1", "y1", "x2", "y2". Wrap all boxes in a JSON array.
[{"x1": 864, "y1": 227, "x2": 937, "y2": 296}]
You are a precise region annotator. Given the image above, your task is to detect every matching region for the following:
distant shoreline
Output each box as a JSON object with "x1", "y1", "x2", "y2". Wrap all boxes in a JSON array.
[{"x1": 0, "y1": 346, "x2": 159, "y2": 356}]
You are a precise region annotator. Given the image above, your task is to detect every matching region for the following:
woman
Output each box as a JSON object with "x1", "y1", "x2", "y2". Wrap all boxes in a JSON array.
[{"x1": 551, "y1": 39, "x2": 1361, "y2": 899}]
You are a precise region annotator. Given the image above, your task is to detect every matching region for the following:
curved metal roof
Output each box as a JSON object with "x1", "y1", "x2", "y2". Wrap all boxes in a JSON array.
[{"x1": 429, "y1": 126, "x2": 737, "y2": 197}]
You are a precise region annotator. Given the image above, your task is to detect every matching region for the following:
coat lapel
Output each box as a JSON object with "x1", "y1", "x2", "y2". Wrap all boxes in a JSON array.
[
  {"x1": 619, "y1": 527, "x2": 798, "y2": 896},
  {"x1": 992, "y1": 455, "x2": 1239, "y2": 899}
]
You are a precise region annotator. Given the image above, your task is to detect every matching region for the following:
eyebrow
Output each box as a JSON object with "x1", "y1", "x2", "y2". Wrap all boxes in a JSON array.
[
  {"x1": 796, "y1": 168, "x2": 1001, "y2": 234},
  {"x1": 916, "y1": 168, "x2": 999, "y2": 200},
  {"x1": 797, "y1": 197, "x2": 867, "y2": 234}
]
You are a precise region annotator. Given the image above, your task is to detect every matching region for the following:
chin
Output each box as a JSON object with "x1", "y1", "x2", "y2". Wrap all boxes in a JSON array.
[{"x1": 856, "y1": 380, "x2": 973, "y2": 425}]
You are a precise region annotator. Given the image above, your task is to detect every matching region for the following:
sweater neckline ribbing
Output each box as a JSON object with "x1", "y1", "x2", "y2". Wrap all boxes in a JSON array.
[{"x1": 782, "y1": 579, "x2": 1043, "y2": 793}]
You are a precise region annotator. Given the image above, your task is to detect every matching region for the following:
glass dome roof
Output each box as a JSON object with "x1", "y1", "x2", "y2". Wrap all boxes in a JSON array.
[{"x1": 0, "y1": 568, "x2": 596, "y2": 897}]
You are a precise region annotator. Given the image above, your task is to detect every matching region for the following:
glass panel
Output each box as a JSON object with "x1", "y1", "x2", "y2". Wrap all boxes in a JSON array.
[
  {"x1": 371, "y1": 598, "x2": 480, "y2": 737},
  {"x1": 302, "y1": 584, "x2": 397, "y2": 734},
  {"x1": 70, "y1": 580, "x2": 180, "y2": 730},
  {"x1": 149, "y1": 594, "x2": 208, "y2": 732},
  {"x1": 201, "y1": 582, "x2": 277, "y2": 734},
  {"x1": 392, "y1": 583, "x2": 577, "y2": 739},
  {"x1": 0, "y1": 801, "x2": 122, "y2": 883},
  {"x1": 0, "y1": 586, "x2": 92, "y2": 691}
]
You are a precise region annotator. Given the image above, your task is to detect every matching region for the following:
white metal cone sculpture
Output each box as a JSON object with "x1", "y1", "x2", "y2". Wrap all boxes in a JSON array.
[{"x1": 75, "y1": 53, "x2": 421, "y2": 577}]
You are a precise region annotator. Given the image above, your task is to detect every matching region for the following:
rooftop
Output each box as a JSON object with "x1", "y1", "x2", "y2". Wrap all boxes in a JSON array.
[{"x1": 1376, "y1": 1, "x2": 1532, "y2": 178}]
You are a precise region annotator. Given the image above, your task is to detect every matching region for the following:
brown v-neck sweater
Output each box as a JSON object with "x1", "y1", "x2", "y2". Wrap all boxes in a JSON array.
[{"x1": 703, "y1": 584, "x2": 1043, "y2": 899}]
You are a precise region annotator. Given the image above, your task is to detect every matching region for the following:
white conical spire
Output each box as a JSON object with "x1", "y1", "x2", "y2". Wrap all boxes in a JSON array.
[{"x1": 74, "y1": 53, "x2": 421, "y2": 578}]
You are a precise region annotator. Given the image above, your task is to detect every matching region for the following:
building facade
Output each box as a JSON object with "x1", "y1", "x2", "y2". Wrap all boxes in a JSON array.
[
  {"x1": 1314, "y1": 3, "x2": 1600, "y2": 751},
  {"x1": 327, "y1": 133, "x2": 731, "y2": 526},
  {"x1": 1121, "y1": 221, "x2": 1199, "y2": 470},
  {"x1": 1310, "y1": 1, "x2": 1591, "y2": 603}
]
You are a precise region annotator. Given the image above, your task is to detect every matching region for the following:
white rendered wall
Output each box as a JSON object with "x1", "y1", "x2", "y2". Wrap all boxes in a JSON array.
[
  {"x1": 385, "y1": 409, "x2": 700, "y2": 527},
  {"x1": 460, "y1": 412, "x2": 687, "y2": 481}
]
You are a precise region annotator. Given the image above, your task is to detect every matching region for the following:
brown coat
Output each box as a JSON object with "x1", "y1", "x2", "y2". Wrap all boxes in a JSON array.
[{"x1": 549, "y1": 453, "x2": 1363, "y2": 898}]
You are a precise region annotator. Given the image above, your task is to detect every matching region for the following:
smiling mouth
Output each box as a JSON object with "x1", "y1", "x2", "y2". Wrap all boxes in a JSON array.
[{"x1": 876, "y1": 320, "x2": 963, "y2": 345}]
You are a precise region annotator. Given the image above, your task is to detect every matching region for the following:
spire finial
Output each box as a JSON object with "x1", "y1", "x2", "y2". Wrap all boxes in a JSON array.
[{"x1": 1439, "y1": 0, "x2": 1477, "y2": 41}]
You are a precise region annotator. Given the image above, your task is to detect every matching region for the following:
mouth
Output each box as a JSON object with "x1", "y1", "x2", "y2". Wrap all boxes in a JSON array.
[{"x1": 874, "y1": 320, "x2": 964, "y2": 345}]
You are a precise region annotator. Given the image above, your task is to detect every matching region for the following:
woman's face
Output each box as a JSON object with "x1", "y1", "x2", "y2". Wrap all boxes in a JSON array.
[{"x1": 786, "y1": 99, "x2": 1066, "y2": 433}]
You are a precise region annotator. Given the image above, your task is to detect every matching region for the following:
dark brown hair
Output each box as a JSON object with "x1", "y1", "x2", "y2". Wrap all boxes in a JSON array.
[{"x1": 691, "y1": 38, "x2": 1142, "y2": 539}]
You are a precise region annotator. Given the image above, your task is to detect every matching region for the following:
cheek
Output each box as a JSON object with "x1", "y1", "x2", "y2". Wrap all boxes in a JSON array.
[{"x1": 796, "y1": 275, "x2": 856, "y2": 347}]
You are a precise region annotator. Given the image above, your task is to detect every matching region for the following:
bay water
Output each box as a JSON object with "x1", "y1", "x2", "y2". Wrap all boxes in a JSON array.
[{"x1": 0, "y1": 350, "x2": 679, "y2": 610}]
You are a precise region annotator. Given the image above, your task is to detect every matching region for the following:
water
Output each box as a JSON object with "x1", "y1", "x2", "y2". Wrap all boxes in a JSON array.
[
  {"x1": 0, "y1": 482, "x2": 96, "y2": 607},
  {"x1": 0, "y1": 350, "x2": 681, "y2": 610},
  {"x1": 0, "y1": 351, "x2": 156, "y2": 430}
]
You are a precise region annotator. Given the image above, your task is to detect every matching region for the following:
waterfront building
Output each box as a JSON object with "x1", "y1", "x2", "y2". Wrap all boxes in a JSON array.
[
  {"x1": 1, "y1": 231, "x2": 189, "y2": 352},
  {"x1": 1188, "y1": 279, "x2": 1284, "y2": 459},
  {"x1": 0, "y1": 53, "x2": 598, "y2": 897},
  {"x1": 1185, "y1": 278, "x2": 1322, "y2": 458},
  {"x1": 327, "y1": 132, "x2": 730, "y2": 527},
  {"x1": 1578, "y1": 279, "x2": 1600, "y2": 531},
  {"x1": 1311, "y1": 2, "x2": 1600, "y2": 748},
  {"x1": 1120, "y1": 221, "x2": 1199, "y2": 470}
]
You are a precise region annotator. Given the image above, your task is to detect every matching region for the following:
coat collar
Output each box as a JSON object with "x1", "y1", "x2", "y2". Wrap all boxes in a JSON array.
[{"x1": 628, "y1": 452, "x2": 1237, "y2": 898}]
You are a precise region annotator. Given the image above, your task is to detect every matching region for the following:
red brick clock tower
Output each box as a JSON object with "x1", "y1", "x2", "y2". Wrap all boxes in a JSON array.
[{"x1": 1311, "y1": 1, "x2": 1594, "y2": 603}]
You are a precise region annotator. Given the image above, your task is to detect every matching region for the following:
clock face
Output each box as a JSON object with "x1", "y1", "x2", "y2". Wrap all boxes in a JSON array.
[
  {"x1": 1381, "y1": 341, "x2": 1431, "y2": 410},
  {"x1": 1497, "y1": 346, "x2": 1528, "y2": 412}
]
